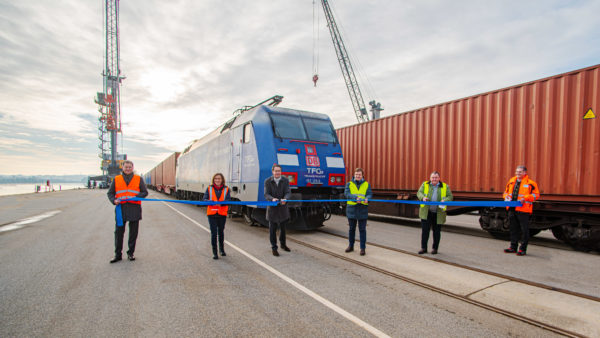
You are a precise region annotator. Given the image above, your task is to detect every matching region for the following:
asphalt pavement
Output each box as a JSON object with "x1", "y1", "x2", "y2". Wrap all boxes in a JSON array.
[{"x1": 1, "y1": 190, "x2": 592, "y2": 336}]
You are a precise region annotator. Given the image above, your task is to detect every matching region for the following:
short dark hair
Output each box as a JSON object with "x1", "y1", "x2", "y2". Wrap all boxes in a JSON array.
[
  {"x1": 212, "y1": 173, "x2": 225, "y2": 185},
  {"x1": 430, "y1": 171, "x2": 440, "y2": 177},
  {"x1": 272, "y1": 163, "x2": 282, "y2": 171},
  {"x1": 516, "y1": 165, "x2": 527, "y2": 172},
  {"x1": 354, "y1": 168, "x2": 364, "y2": 176}
]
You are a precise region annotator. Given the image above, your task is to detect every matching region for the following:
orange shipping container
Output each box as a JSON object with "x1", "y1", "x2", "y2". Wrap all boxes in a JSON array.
[
  {"x1": 155, "y1": 163, "x2": 163, "y2": 188},
  {"x1": 161, "y1": 152, "x2": 180, "y2": 189},
  {"x1": 150, "y1": 167, "x2": 156, "y2": 188},
  {"x1": 337, "y1": 64, "x2": 600, "y2": 203}
]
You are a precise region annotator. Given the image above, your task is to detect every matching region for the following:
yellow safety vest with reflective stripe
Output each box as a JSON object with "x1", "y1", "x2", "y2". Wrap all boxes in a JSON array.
[
  {"x1": 420, "y1": 181, "x2": 447, "y2": 211},
  {"x1": 347, "y1": 181, "x2": 369, "y2": 206}
]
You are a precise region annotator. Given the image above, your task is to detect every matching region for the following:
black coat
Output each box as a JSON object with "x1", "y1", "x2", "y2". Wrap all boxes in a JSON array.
[
  {"x1": 264, "y1": 176, "x2": 291, "y2": 223},
  {"x1": 107, "y1": 173, "x2": 148, "y2": 222}
]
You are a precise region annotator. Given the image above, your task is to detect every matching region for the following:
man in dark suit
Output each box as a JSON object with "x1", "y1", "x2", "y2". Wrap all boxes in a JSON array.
[{"x1": 264, "y1": 164, "x2": 291, "y2": 256}]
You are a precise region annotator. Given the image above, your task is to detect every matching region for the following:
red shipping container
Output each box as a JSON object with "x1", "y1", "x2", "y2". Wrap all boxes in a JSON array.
[
  {"x1": 161, "y1": 152, "x2": 180, "y2": 194},
  {"x1": 337, "y1": 64, "x2": 600, "y2": 203},
  {"x1": 155, "y1": 162, "x2": 164, "y2": 189},
  {"x1": 150, "y1": 167, "x2": 156, "y2": 188}
]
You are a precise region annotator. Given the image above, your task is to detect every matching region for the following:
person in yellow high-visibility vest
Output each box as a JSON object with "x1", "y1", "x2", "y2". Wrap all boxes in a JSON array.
[
  {"x1": 344, "y1": 168, "x2": 372, "y2": 256},
  {"x1": 417, "y1": 171, "x2": 453, "y2": 255}
]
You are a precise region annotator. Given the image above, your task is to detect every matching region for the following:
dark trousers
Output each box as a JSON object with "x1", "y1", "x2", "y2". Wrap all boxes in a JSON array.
[
  {"x1": 208, "y1": 215, "x2": 226, "y2": 253},
  {"x1": 509, "y1": 211, "x2": 530, "y2": 251},
  {"x1": 348, "y1": 218, "x2": 367, "y2": 249},
  {"x1": 269, "y1": 221, "x2": 286, "y2": 250},
  {"x1": 114, "y1": 221, "x2": 139, "y2": 257},
  {"x1": 421, "y1": 212, "x2": 441, "y2": 250}
]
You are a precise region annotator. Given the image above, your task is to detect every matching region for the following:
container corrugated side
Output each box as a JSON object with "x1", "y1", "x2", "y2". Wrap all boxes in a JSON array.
[
  {"x1": 337, "y1": 64, "x2": 600, "y2": 202},
  {"x1": 162, "y1": 152, "x2": 180, "y2": 187}
]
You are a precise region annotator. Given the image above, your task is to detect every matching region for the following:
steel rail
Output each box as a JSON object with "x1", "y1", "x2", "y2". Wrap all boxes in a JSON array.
[
  {"x1": 287, "y1": 233, "x2": 587, "y2": 338},
  {"x1": 317, "y1": 229, "x2": 600, "y2": 303}
]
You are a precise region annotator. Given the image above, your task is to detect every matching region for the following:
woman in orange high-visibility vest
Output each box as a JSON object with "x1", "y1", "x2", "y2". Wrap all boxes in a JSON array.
[{"x1": 203, "y1": 173, "x2": 231, "y2": 260}]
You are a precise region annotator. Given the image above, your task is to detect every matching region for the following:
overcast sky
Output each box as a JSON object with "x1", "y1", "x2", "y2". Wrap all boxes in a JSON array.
[{"x1": 1, "y1": 0, "x2": 598, "y2": 175}]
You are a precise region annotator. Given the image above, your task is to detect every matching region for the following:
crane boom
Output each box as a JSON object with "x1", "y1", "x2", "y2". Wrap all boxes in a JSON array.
[{"x1": 320, "y1": 0, "x2": 370, "y2": 123}]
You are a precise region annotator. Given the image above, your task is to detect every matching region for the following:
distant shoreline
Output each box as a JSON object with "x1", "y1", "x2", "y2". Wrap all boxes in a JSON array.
[
  {"x1": 0, "y1": 174, "x2": 90, "y2": 185},
  {"x1": 0, "y1": 183, "x2": 87, "y2": 197}
]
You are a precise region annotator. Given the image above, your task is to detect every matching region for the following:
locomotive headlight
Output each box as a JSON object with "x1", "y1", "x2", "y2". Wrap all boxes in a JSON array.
[
  {"x1": 330, "y1": 177, "x2": 335, "y2": 183},
  {"x1": 282, "y1": 172, "x2": 298, "y2": 186},
  {"x1": 336, "y1": 176, "x2": 342, "y2": 183}
]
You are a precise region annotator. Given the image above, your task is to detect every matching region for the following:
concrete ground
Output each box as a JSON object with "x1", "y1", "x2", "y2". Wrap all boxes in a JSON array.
[{"x1": 1, "y1": 189, "x2": 597, "y2": 337}]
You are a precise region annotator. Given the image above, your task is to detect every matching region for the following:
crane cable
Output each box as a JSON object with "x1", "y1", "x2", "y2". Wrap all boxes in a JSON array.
[
  {"x1": 328, "y1": 0, "x2": 380, "y2": 105},
  {"x1": 312, "y1": 0, "x2": 319, "y2": 87}
]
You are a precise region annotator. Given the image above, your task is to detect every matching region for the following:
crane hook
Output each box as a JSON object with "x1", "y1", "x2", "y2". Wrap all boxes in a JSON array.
[{"x1": 313, "y1": 74, "x2": 319, "y2": 87}]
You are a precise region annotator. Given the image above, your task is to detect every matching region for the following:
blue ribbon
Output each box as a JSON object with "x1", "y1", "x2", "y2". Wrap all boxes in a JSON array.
[
  {"x1": 115, "y1": 204, "x2": 124, "y2": 227},
  {"x1": 117, "y1": 197, "x2": 521, "y2": 209},
  {"x1": 115, "y1": 198, "x2": 520, "y2": 225}
]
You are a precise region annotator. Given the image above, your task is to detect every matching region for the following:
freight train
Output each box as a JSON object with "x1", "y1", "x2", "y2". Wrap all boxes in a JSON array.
[
  {"x1": 148, "y1": 103, "x2": 346, "y2": 230},
  {"x1": 337, "y1": 64, "x2": 600, "y2": 251},
  {"x1": 145, "y1": 152, "x2": 180, "y2": 195}
]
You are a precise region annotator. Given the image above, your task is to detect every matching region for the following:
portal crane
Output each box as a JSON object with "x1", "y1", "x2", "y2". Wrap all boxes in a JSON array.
[
  {"x1": 94, "y1": 0, "x2": 126, "y2": 178},
  {"x1": 319, "y1": 0, "x2": 383, "y2": 123}
]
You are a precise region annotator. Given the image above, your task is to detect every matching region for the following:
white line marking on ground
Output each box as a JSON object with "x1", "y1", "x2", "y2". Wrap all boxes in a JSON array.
[
  {"x1": 0, "y1": 210, "x2": 62, "y2": 233},
  {"x1": 163, "y1": 202, "x2": 390, "y2": 338}
]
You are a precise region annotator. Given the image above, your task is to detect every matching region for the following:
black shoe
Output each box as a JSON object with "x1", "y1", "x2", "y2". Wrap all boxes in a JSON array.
[
  {"x1": 431, "y1": 249, "x2": 438, "y2": 255},
  {"x1": 504, "y1": 248, "x2": 516, "y2": 253},
  {"x1": 360, "y1": 249, "x2": 365, "y2": 256},
  {"x1": 516, "y1": 250, "x2": 526, "y2": 256},
  {"x1": 213, "y1": 254, "x2": 219, "y2": 259},
  {"x1": 127, "y1": 254, "x2": 135, "y2": 261},
  {"x1": 220, "y1": 250, "x2": 226, "y2": 256},
  {"x1": 110, "y1": 256, "x2": 122, "y2": 263},
  {"x1": 418, "y1": 249, "x2": 427, "y2": 255},
  {"x1": 281, "y1": 245, "x2": 290, "y2": 252},
  {"x1": 345, "y1": 246, "x2": 354, "y2": 253},
  {"x1": 272, "y1": 249, "x2": 279, "y2": 256}
]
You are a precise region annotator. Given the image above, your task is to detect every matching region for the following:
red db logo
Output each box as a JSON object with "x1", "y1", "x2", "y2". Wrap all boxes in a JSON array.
[{"x1": 306, "y1": 156, "x2": 320, "y2": 167}]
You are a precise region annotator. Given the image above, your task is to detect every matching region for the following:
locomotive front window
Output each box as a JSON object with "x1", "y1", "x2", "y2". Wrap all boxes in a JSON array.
[
  {"x1": 303, "y1": 118, "x2": 337, "y2": 143},
  {"x1": 271, "y1": 114, "x2": 308, "y2": 140},
  {"x1": 243, "y1": 123, "x2": 253, "y2": 143}
]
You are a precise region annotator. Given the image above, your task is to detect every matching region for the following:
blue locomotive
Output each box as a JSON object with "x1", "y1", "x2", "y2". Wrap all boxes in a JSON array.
[{"x1": 175, "y1": 102, "x2": 346, "y2": 229}]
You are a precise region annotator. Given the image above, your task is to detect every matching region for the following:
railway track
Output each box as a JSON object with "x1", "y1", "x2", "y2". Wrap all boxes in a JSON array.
[
  {"x1": 367, "y1": 214, "x2": 583, "y2": 253},
  {"x1": 286, "y1": 229, "x2": 599, "y2": 338},
  {"x1": 233, "y1": 217, "x2": 598, "y2": 336}
]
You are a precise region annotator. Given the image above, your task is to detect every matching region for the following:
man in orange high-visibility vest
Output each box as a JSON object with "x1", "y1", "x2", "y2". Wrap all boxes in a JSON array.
[
  {"x1": 503, "y1": 165, "x2": 540, "y2": 256},
  {"x1": 107, "y1": 160, "x2": 148, "y2": 263}
]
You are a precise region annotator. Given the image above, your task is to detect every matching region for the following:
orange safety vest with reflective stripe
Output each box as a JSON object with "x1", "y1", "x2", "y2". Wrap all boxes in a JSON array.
[
  {"x1": 503, "y1": 175, "x2": 540, "y2": 214},
  {"x1": 115, "y1": 174, "x2": 141, "y2": 205},
  {"x1": 207, "y1": 186, "x2": 229, "y2": 216}
]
